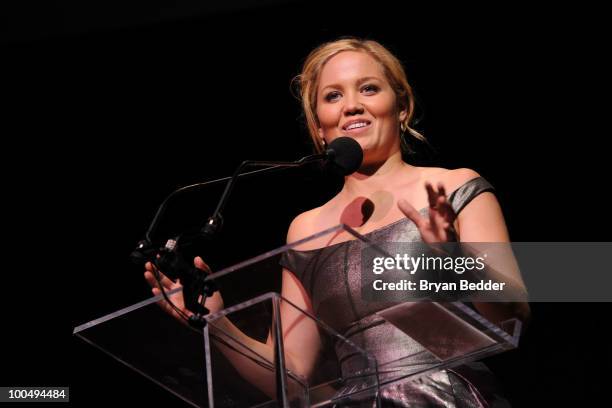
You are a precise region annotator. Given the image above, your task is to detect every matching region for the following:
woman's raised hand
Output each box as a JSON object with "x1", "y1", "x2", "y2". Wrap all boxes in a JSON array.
[
  {"x1": 397, "y1": 182, "x2": 458, "y2": 243},
  {"x1": 144, "y1": 257, "x2": 224, "y2": 324}
]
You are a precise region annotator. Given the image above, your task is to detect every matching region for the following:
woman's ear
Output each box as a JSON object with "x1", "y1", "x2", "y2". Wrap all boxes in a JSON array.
[{"x1": 399, "y1": 108, "x2": 408, "y2": 123}]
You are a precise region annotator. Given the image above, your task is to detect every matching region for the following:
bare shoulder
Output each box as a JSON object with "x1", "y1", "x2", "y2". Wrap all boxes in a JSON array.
[
  {"x1": 417, "y1": 166, "x2": 481, "y2": 192},
  {"x1": 444, "y1": 167, "x2": 482, "y2": 189},
  {"x1": 420, "y1": 167, "x2": 506, "y2": 239},
  {"x1": 286, "y1": 207, "x2": 321, "y2": 244}
]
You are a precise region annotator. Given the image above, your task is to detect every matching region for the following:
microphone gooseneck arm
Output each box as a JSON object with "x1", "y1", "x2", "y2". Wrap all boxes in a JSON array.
[
  {"x1": 132, "y1": 137, "x2": 361, "y2": 328},
  {"x1": 202, "y1": 153, "x2": 327, "y2": 237},
  {"x1": 130, "y1": 165, "x2": 294, "y2": 264},
  {"x1": 133, "y1": 153, "x2": 328, "y2": 329},
  {"x1": 132, "y1": 137, "x2": 360, "y2": 262}
]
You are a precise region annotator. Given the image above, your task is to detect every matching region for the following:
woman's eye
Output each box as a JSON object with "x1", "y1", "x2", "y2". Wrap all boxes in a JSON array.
[
  {"x1": 362, "y1": 84, "x2": 379, "y2": 94},
  {"x1": 325, "y1": 91, "x2": 341, "y2": 102}
]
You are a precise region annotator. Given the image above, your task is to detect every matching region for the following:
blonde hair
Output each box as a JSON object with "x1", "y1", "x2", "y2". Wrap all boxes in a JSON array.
[{"x1": 293, "y1": 38, "x2": 425, "y2": 153}]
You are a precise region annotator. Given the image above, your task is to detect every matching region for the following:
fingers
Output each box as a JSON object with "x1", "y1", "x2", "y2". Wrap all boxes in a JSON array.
[
  {"x1": 398, "y1": 181, "x2": 460, "y2": 243},
  {"x1": 151, "y1": 287, "x2": 188, "y2": 318},
  {"x1": 425, "y1": 182, "x2": 456, "y2": 220},
  {"x1": 144, "y1": 261, "x2": 192, "y2": 324},
  {"x1": 194, "y1": 256, "x2": 212, "y2": 274},
  {"x1": 435, "y1": 193, "x2": 457, "y2": 222},
  {"x1": 151, "y1": 282, "x2": 185, "y2": 305},
  {"x1": 429, "y1": 195, "x2": 453, "y2": 225},
  {"x1": 425, "y1": 182, "x2": 437, "y2": 209},
  {"x1": 398, "y1": 199, "x2": 425, "y2": 228},
  {"x1": 436, "y1": 183, "x2": 453, "y2": 218},
  {"x1": 428, "y1": 198, "x2": 442, "y2": 231},
  {"x1": 437, "y1": 182, "x2": 446, "y2": 198},
  {"x1": 425, "y1": 182, "x2": 448, "y2": 207},
  {"x1": 432, "y1": 195, "x2": 458, "y2": 240},
  {"x1": 144, "y1": 271, "x2": 171, "y2": 291},
  {"x1": 144, "y1": 262, "x2": 174, "y2": 289},
  {"x1": 422, "y1": 181, "x2": 458, "y2": 243}
]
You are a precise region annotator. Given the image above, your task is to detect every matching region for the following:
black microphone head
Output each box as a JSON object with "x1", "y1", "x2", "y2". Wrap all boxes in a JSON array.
[{"x1": 326, "y1": 137, "x2": 363, "y2": 175}]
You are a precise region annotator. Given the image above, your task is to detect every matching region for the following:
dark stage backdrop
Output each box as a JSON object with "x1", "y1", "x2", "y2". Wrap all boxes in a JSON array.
[{"x1": 3, "y1": 1, "x2": 610, "y2": 407}]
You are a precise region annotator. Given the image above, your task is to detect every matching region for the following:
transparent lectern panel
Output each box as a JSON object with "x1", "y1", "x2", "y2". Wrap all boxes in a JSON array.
[
  {"x1": 203, "y1": 294, "x2": 308, "y2": 408},
  {"x1": 279, "y1": 297, "x2": 380, "y2": 408},
  {"x1": 203, "y1": 293, "x2": 380, "y2": 408},
  {"x1": 354, "y1": 240, "x2": 524, "y2": 388},
  {"x1": 74, "y1": 299, "x2": 209, "y2": 407},
  {"x1": 372, "y1": 302, "x2": 520, "y2": 386},
  {"x1": 73, "y1": 224, "x2": 380, "y2": 408},
  {"x1": 74, "y1": 225, "x2": 524, "y2": 407}
]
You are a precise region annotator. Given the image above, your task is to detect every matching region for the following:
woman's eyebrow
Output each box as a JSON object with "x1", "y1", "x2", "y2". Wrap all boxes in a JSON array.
[
  {"x1": 356, "y1": 76, "x2": 382, "y2": 85},
  {"x1": 320, "y1": 76, "x2": 382, "y2": 92}
]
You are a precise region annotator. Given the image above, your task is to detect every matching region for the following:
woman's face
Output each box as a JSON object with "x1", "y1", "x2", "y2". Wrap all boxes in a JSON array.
[{"x1": 316, "y1": 51, "x2": 406, "y2": 164}]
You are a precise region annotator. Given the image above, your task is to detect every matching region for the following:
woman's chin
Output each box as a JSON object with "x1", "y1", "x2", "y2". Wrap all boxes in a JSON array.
[{"x1": 353, "y1": 138, "x2": 374, "y2": 152}]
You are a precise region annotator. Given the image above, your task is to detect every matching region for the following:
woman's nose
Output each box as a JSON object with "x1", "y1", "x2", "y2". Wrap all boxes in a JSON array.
[{"x1": 342, "y1": 93, "x2": 364, "y2": 116}]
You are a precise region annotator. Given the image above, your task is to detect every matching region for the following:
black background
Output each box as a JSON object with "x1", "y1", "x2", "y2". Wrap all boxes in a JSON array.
[{"x1": 3, "y1": 1, "x2": 611, "y2": 406}]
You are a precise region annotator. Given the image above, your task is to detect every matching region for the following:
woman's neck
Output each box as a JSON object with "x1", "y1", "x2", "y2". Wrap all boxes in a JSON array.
[{"x1": 339, "y1": 151, "x2": 417, "y2": 198}]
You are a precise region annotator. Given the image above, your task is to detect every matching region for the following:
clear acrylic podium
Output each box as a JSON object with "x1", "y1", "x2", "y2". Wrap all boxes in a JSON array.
[{"x1": 73, "y1": 224, "x2": 522, "y2": 407}]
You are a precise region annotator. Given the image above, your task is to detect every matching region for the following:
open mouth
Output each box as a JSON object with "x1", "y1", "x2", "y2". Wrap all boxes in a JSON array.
[{"x1": 342, "y1": 120, "x2": 372, "y2": 133}]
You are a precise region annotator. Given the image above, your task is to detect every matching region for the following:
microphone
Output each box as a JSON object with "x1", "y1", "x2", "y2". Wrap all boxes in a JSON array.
[
  {"x1": 131, "y1": 136, "x2": 364, "y2": 263},
  {"x1": 324, "y1": 136, "x2": 363, "y2": 176},
  {"x1": 202, "y1": 136, "x2": 362, "y2": 237},
  {"x1": 131, "y1": 136, "x2": 363, "y2": 327}
]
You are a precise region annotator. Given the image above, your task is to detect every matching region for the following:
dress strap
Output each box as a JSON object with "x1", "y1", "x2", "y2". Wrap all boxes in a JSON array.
[
  {"x1": 279, "y1": 249, "x2": 308, "y2": 279},
  {"x1": 447, "y1": 176, "x2": 495, "y2": 216}
]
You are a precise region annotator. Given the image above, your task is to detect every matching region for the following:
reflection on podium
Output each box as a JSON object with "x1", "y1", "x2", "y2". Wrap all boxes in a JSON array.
[{"x1": 74, "y1": 225, "x2": 521, "y2": 407}]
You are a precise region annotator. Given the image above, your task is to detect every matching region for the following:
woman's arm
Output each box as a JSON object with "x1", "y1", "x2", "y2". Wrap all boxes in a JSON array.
[
  {"x1": 398, "y1": 168, "x2": 530, "y2": 325},
  {"x1": 454, "y1": 181, "x2": 531, "y2": 324},
  {"x1": 208, "y1": 269, "x2": 321, "y2": 397},
  {"x1": 209, "y1": 212, "x2": 324, "y2": 395}
]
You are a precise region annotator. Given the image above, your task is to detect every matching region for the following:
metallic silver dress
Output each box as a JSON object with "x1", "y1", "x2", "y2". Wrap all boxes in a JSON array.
[{"x1": 280, "y1": 177, "x2": 511, "y2": 407}]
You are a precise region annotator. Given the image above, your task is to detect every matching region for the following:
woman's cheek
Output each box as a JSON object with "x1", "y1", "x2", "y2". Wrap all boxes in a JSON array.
[{"x1": 317, "y1": 108, "x2": 339, "y2": 131}]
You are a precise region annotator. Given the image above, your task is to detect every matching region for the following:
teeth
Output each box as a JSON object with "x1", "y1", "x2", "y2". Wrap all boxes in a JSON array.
[{"x1": 346, "y1": 122, "x2": 369, "y2": 130}]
